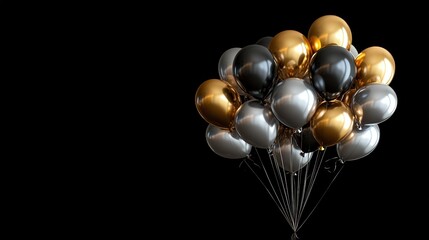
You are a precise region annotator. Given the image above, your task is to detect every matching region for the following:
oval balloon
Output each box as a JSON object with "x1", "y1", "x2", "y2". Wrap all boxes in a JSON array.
[
  {"x1": 206, "y1": 124, "x2": 252, "y2": 159},
  {"x1": 235, "y1": 100, "x2": 279, "y2": 148},
  {"x1": 195, "y1": 79, "x2": 241, "y2": 129},
  {"x1": 308, "y1": 15, "x2": 352, "y2": 52},
  {"x1": 349, "y1": 45, "x2": 359, "y2": 58},
  {"x1": 271, "y1": 78, "x2": 318, "y2": 129},
  {"x1": 355, "y1": 46, "x2": 395, "y2": 87},
  {"x1": 233, "y1": 44, "x2": 277, "y2": 100},
  {"x1": 218, "y1": 47, "x2": 245, "y2": 95},
  {"x1": 273, "y1": 129, "x2": 313, "y2": 173},
  {"x1": 351, "y1": 83, "x2": 397, "y2": 126},
  {"x1": 310, "y1": 45, "x2": 356, "y2": 101},
  {"x1": 293, "y1": 125, "x2": 320, "y2": 153},
  {"x1": 337, "y1": 124, "x2": 380, "y2": 161},
  {"x1": 310, "y1": 100, "x2": 354, "y2": 147},
  {"x1": 256, "y1": 36, "x2": 273, "y2": 48},
  {"x1": 269, "y1": 30, "x2": 312, "y2": 79}
]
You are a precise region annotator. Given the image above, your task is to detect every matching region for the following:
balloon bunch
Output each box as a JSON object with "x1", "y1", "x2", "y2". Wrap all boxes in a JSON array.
[
  {"x1": 196, "y1": 15, "x2": 397, "y2": 162},
  {"x1": 195, "y1": 15, "x2": 397, "y2": 236}
]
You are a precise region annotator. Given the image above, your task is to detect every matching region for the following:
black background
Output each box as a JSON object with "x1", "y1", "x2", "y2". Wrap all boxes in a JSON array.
[{"x1": 92, "y1": 3, "x2": 429, "y2": 239}]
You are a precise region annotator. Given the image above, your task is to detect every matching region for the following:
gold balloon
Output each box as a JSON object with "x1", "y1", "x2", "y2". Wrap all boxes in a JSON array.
[
  {"x1": 355, "y1": 46, "x2": 395, "y2": 87},
  {"x1": 195, "y1": 79, "x2": 241, "y2": 129},
  {"x1": 269, "y1": 30, "x2": 312, "y2": 79},
  {"x1": 310, "y1": 100, "x2": 354, "y2": 147},
  {"x1": 308, "y1": 15, "x2": 352, "y2": 52},
  {"x1": 341, "y1": 88, "x2": 357, "y2": 106}
]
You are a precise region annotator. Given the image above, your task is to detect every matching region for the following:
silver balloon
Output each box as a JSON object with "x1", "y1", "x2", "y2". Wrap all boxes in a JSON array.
[
  {"x1": 271, "y1": 78, "x2": 319, "y2": 129},
  {"x1": 235, "y1": 100, "x2": 279, "y2": 148},
  {"x1": 273, "y1": 131, "x2": 313, "y2": 173},
  {"x1": 206, "y1": 124, "x2": 252, "y2": 159},
  {"x1": 337, "y1": 124, "x2": 380, "y2": 161},
  {"x1": 349, "y1": 44, "x2": 359, "y2": 58},
  {"x1": 218, "y1": 48, "x2": 245, "y2": 95},
  {"x1": 351, "y1": 83, "x2": 398, "y2": 126}
]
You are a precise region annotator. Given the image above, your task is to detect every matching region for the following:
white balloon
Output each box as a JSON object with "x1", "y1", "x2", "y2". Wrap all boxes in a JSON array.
[
  {"x1": 337, "y1": 125, "x2": 380, "y2": 161},
  {"x1": 349, "y1": 44, "x2": 359, "y2": 58},
  {"x1": 206, "y1": 124, "x2": 252, "y2": 159},
  {"x1": 271, "y1": 78, "x2": 319, "y2": 129},
  {"x1": 273, "y1": 131, "x2": 313, "y2": 172},
  {"x1": 235, "y1": 100, "x2": 279, "y2": 149}
]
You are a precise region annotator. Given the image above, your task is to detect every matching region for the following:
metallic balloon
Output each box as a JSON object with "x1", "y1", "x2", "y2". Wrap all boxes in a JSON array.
[
  {"x1": 233, "y1": 44, "x2": 277, "y2": 100},
  {"x1": 195, "y1": 79, "x2": 241, "y2": 129},
  {"x1": 310, "y1": 100, "x2": 354, "y2": 147},
  {"x1": 355, "y1": 46, "x2": 395, "y2": 87},
  {"x1": 235, "y1": 100, "x2": 279, "y2": 148},
  {"x1": 351, "y1": 83, "x2": 397, "y2": 126},
  {"x1": 206, "y1": 124, "x2": 252, "y2": 159},
  {"x1": 271, "y1": 78, "x2": 318, "y2": 129},
  {"x1": 310, "y1": 45, "x2": 356, "y2": 100},
  {"x1": 256, "y1": 36, "x2": 273, "y2": 48},
  {"x1": 273, "y1": 129, "x2": 313, "y2": 173},
  {"x1": 218, "y1": 47, "x2": 245, "y2": 95},
  {"x1": 293, "y1": 126, "x2": 320, "y2": 153},
  {"x1": 269, "y1": 30, "x2": 312, "y2": 79},
  {"x1": 337, "y1": 124, "x2": 380, "y2": 161},
  {"x1": 308, "y1": 15, "x2": 352, "y2": 52},
  {"x1": 349, "y1": 45, "x2": 359, "y2": 58},
  {"x1": 341, "y1": 88, "x2": 357, "y2": 107}
]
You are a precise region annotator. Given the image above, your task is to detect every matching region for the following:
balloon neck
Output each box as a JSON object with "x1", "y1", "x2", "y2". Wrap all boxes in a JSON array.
[
  {"x1": 318, "y1": 146, "x2": 325, "y2": 151},
  {"x1": 355, "y1": 121, "x2": 363, "y2": 130}
]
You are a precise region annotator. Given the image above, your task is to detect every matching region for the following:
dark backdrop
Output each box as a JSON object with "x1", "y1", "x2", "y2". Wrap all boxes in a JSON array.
[{"x1": 93, "y1": 3, "x2": 429, "y2": 239}]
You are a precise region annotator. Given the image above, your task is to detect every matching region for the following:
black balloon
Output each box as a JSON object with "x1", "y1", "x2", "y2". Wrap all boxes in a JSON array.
[
  {"x1": 233, "y1": 44, "x2": 277, "y2": 100},
  {"x1": 310, "y1": 45, "x2": 356, "y2": 100},
  {"x1": 293, "y1": 126, "x2": 320, "y2": 153},
  {"x1": 256, "y1": 36, "x2": 273, "y2": 48}
]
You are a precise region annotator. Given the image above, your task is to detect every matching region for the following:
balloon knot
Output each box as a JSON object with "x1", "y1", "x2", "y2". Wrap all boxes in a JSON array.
[{"x1": 291, "y1": 232, "x2": 299, "y2": 240}]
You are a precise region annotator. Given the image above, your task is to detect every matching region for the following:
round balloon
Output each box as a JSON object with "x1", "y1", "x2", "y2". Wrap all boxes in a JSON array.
[
  {"x1": 308, "y1": 15, "x2": 352, "y2": 52},
  {"x1": 269, "y1": 30, "x2": 312, "y2": 79},
  {"x1": 235, "y1": 100, "x2": 279, "y2": 148},
  {"x1": 311, "y1": 100, "x2": 354, "y2": 147},
  {"x1": 273, "y1": 129, "x2": 313, "y2": 173},
  {"x1": 233, "y1": 44, "x2": 277, "y2": 100},
  {"x1": 218, "y1": 47, "x2": 245, "y2": 95},
  {"x1": 337, "y1": 124, "x2": 380, "y2": 161},
  {"x1": 271, "y1": 78, "x2": 318, "y2": 129},
  {"x1": 195, "y1": 79, "x2": 241, "y2": 129},
  {"x1": 206, "y1": 124, "x2": 252, "y2": 159},
  {"x1": 256, "y1": 36, "x2": 273, "y2": 48},
  {"x1": 293, "y1": 125, "x2": 320, "y2": 153},
  {"x1": 349, "y1": 45, "x2": 359, "y2": 58},
  {"x1": 351, "y1": 83, "x2": 397, "y2": 126},
  {"x1": 310, "y1": 45, "x2": 356, "y2": 101},
  {"x1": 355, "y1": 46, "x2": 395, "y2": 87}
]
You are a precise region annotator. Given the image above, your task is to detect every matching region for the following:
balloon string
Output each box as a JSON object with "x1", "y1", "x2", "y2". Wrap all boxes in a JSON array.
[
  {"x1": 244, "y1": 156, "x2": 290, "y2": 224},
  {"x1": 297, "y1": 149, "x2": 312, "y2": 227},
  {"x1": 255, "y1": 148, "x2": 293, "y2": 224},
  {"x1": 324, "y1": 156, "x2": 340, "y2": 173},
  {"x1": 289, "y1": 142, "x2": 297, "y2": 230},
  {"x1": 274, "y1": 145, "x2": 295, "y2": 228},
  {"x1": 297, "y1": 162, "x2": 345, "y2": 231},
  {"x1": 266, "y1": 148, "x2": 292, "y2": 224},
  {"x1": 297, "y1": 149, "x2": 326, "y2": 224},
  {"x1": 294, "y1": 133, "x2": 310, "y2": 231}
]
